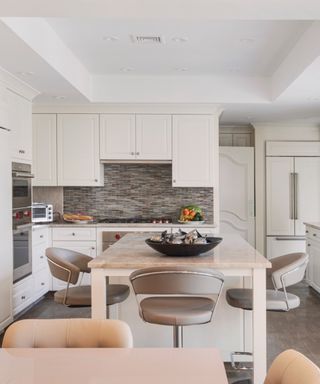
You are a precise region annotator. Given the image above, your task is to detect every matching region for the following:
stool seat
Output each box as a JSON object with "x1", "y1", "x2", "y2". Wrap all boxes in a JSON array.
[
  {"x1": 54, "y1": 284, "x2": 130, "y2": 306},
  {"x1": 226, "y1": 288, "x2": 301, "y2": 312},
  {"x1": 140, "y1": 296, "x2": 215, "y2": 326}
]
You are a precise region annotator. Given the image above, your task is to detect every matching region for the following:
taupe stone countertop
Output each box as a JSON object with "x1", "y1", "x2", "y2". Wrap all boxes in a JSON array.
[
  {"x1": 304, "y1": 222, "x2": 320, "y2": 230},
  {"x1": 89, "y1": 233, "x2": 271, "y2": 270}
]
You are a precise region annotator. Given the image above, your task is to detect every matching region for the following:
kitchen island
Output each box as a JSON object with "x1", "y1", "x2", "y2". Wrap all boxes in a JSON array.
[{"x1": 89, "y1": 233, "x2": 271, "y2": 384}]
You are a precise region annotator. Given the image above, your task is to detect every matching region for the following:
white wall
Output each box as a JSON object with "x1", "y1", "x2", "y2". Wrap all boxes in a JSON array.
[{"x1": 253, "y1": 122, "x2": 320, "y2": 255}]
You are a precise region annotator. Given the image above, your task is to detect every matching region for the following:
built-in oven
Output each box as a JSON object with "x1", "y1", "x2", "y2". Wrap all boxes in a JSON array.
[
  {"x1": 12, "y1": 162, "x2": 34, "y2": 283},
  {"x1": 12, "y1": 162, "x2": 33, "y2": 210},
  {"x1": 13, "y1": 225, "x2": 32, "y2": 283}
]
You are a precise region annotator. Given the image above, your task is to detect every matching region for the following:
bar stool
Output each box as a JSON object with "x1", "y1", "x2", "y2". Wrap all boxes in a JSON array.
[
  {"x1": 46, "y1": 247, "x2": 130, "y2": 317},
  {"x1": 226, "y1": 252, "x2": 309, "y2": 369},
  {"x1": 130, "y1": 266, "x2": 224, "y2": 348}
]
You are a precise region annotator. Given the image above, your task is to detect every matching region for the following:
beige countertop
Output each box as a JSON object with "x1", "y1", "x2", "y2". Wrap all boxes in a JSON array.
[
  {"x1": 34, "y1": 222, "x2": 217, "y2": 229},
  {"x1": 89, "y1": 232, "x2": 271, "y2": 270},
  {"x1": 304, "y1": 222, "x2": 320, "y2": 230}
]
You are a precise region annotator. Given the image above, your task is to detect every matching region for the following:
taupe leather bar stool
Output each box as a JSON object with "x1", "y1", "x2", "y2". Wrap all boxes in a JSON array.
[
  {"x1": 226, "y1": 252, "x2": 309, "y2": 370},
  {"x1": 130, "y1": 266, "x2": 224, "y2": 348},
  {"x1": 46, "y1": 247, "x2": 130, "y2": 317},
  {"x1": 2, "y1": 318, "x2": 133, "y2": 348}
]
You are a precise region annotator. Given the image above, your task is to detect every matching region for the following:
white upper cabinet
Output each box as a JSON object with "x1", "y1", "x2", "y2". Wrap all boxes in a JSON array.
[
  {"x1": 32, "y1": 114, "x2": 57, "y2": 186},
  {"x1": 172, "y1": 115, "x2": 214, "y2": 187},
  {"x1": 8, "y1": 90, "x2": 32, "y2": 163},
  {"x1": 100, "y1": 114, "x2": 135, "y2": 159},
  {"x1": 136, "y1": 115, "x2": 172, "y2": 160},
  {"x1": 0, "y1": 86, "x2": 9, "y2": 131},
  {"x1": 100, "y1": 114, "x2": 172, "y2": 160},
  {"x1": 57, "y1": 114, "x2": 103, "y2": 186}
]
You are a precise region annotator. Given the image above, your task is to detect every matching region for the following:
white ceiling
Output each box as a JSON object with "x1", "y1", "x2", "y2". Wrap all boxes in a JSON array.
[
  {"x1": 0, "y1": 1, "x2": 320, "y2": 125},
  {"x1": 46, "y1": 19, "x2": 309, "y2": 76}
]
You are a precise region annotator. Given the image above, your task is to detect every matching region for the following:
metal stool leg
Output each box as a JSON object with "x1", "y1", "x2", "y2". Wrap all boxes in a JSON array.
[{"x1": 173, "y1": 325, "x2": 183, "y2": 348}]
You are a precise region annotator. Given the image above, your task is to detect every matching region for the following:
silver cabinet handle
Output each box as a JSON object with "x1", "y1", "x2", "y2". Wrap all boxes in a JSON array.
[
  {"x1": 275, "y1": 237, "x2": 305, "y2": 241},
  {"x1": 94, "y1": 179, "x2": 98, "y2": 182},
  {"x1": 40, "y1": 255, "x2": 44, "y2": 259},
  {"x1": 130, "y1": 152, "x2": 135, "y2": 155},
  {"x1": 91, "y1": 247, "x2": 95, "y2": 250},
  {"x1": 136, "y1": 152, "x2": 140, "y2": 155},
  {"x1": 19, "y1": 149, "x2": 26, "y2": 154},
  {"x1": 294, "y1": 173, "x2": 298, "y2": 220},
  {"x1": 72, "y1": 232, "x2": 75, "y2": 236},
  {"x1": 40, "y1": 235, "x2": 44, "y2": 238},
  {"x1": 21, "y1": 295, "x2": 26, "y2": 300},
  {"x1": 290, "y1": 173, "x2": 295, "y2": 220},
  {"x1": 0, "y1": 126, "x2": 10, "y2": 132},
  {"x1": 41, "y1": 282, "x2": 45, "y2": 286}
]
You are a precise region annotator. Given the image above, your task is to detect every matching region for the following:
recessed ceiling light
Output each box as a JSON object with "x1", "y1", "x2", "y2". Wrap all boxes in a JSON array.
[
  {"x1": 175, "y1": 67, "x2": 188, "y2": 72},
  {"x1": 53, "y1": 95, "x2": 66, "y2": 100},
  {"x1": 171, "y1": 37, "x2": 188, "y2": 43},
  {"x1": 17, "y1": 71, "x2": 34, "y2": 76},
  {"x1": 102, "y1": 36, "x2": 119, "y2": 42},
  {"x1": 240, "y1": 38, "x2": 255, "y2": 44},
  {"x1": 120, "y1": 67, "x2": 134, "y2": 72}
]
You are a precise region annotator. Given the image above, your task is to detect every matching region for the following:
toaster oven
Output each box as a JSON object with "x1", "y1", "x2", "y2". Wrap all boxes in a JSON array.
[{"x1": 32, "y1": 203, "x2": 53, "y2": 223}]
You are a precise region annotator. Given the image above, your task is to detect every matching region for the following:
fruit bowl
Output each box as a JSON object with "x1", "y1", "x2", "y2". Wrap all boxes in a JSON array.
[{"x1": 145, "y1": 237, "x2": 222, "y2": 257}]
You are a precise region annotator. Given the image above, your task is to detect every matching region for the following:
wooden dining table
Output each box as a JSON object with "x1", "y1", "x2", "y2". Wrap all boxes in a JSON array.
[
  {"x1": 89, "y1": 232, "x2": 271, "y2": 384},
  {"x1": 0, "y1": 347, "x2": 228, "y2": 384}
]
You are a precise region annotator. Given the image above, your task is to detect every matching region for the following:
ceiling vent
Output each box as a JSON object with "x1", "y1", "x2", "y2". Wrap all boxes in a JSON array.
[{"x1": 131, "y1": 35, "x2": 164, "y2": 44}]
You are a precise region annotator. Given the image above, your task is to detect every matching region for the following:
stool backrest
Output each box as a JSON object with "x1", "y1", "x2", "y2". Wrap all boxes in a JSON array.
[
  {"x1": 2, "y1": 319, "x2": 133, "y2": 348},
  {"x1": 130, "y1": 266, "x2": 224, "y2": 295},
  {"x1": 271, "y1": 253, "x2": 309, "y2": 290},
  {"x1": 265, "y1": 349, "x2": 320, "y2": 384},
  {"x1": 46, "y1": 247, "x2": 92, "y2": 284}
]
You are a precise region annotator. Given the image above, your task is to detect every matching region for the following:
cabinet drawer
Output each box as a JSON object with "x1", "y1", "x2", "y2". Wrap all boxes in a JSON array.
[
  {"x1": 32, "y1": 242, "x2": 48, "y2": 272},
  {"x1": 34, "y1": 269, "x2": 49, "y2": 297},
  {"x1": 52, "y1": 227, "x2": 96, "y2": 241},
  {"x1": 13, "y1": 277, "x2": 34, "y2": 314},
  {"x1": 32, "y1": 227, "x2": 49, "y2": 245},
  {"x1": 52, "y1": 241, "x2": 97, "y2": 258},
  {"x1": 306, "y1": 227, "x2": 320, "y2": 241}
]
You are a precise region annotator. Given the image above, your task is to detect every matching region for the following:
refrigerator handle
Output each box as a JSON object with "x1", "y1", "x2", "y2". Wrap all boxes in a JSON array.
[
  {"x1": 290, "y1": 172, "x2": 295, "y2": 220},
  {"x1": 294, "y1": 173, "x2": 298, "y2": 220}
]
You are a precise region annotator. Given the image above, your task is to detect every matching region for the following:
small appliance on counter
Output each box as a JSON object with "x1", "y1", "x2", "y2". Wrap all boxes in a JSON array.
[{"x1": 32, "y1": 203, "x2": 53, "y2": 223}]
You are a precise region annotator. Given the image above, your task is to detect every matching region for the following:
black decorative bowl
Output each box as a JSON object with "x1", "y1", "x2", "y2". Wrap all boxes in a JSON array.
[{"x1": 145, "y1": 237, "x2": 223, "y2": 257}]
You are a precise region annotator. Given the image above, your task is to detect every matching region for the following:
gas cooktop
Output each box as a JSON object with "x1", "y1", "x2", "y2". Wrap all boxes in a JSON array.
[{"x1": 98, "y1": 217, "x2": 173, "y2": 224}]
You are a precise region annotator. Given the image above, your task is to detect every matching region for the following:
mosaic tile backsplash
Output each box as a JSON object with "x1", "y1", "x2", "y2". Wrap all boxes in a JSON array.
[{"x1": 63, "y1": 164, "x2": 214, "y2": 223}]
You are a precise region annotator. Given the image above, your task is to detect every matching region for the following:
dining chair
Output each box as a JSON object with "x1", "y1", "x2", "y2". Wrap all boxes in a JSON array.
[
  {"x1": 46, "y1": 247, "x2": 130, "y2": 317},
  {"x1": 226, "y1": 252, "x2": 308, "y2": 369},
  {"x1": 130, "y1": 266, "x2": 224, "y2": 348},
  {"x1": 2, "y1": 318, "x2": 133, "y2": 348}
]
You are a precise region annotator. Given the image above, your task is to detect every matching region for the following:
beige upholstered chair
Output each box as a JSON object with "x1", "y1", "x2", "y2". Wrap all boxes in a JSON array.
[
  {"x1": 130, "y1": 266, "x2": 224, "y2": 348},
  {"x1": 226, "y1": 252, "x2": 309, "y2": 370},
  {"x1": 2, "y1": 318, "x2": 133, "y2": 348},
  {"x1": 264, "y1": 349, "x2": 320, "y2": 384},
  {"x1": 46, "y1": 247, "x2": 130, "y2": 317}
]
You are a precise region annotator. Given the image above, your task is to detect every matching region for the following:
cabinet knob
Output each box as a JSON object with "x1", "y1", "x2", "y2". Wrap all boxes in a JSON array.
[
  {"x1": 40, "y1": 255, "x2": 44, "y2": 259},
  {"x1": 306, "y1": 230, "x2": 309, "y2": 233},
  {"x1": 313, "y1": 233, "x2": 317, "y2": 237},
  {"x1": 130, "y1": 152, "x2": 135, "y2": 156},
  {"x1": 72, "y1": 232, "x2": 75, "y2": 236},
  {"x1": 21, "y1": 295, "x2": 26, "y2": 300},
  {"x1": 308, "y1": 244, "x2": 311, "y2": 247},
  {"x1": 173, "y1": 179, "x2": 176, "y2": 183},
  {"x1": 136, "y1": 152, "x2": 140, "y2": 155},
  {"x1": 41, "y1": 282, "x2": 45, "y2": 286},
  {"x1": 19, "y1": 149, "x2": 25, "y2": 154},
  {"x1": 91, "y1": 247, "x2": 95, "y2": 250},
  {"x1": 94, "y1": 179, "x2": 98, "y2": 182},
  {"x1": 40, "y1": 235, "x2": 44, "y2": 238}
]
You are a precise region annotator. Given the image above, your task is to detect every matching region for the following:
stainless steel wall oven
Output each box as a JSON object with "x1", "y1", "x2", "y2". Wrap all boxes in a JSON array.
[{"x1": 12, "y1": 162, "x2": 33, "y2": 283}]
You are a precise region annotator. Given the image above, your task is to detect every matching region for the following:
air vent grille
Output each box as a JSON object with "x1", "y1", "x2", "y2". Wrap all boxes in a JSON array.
[{"x1": 131, "y1": 35, "x2": 164, "y2": 44}]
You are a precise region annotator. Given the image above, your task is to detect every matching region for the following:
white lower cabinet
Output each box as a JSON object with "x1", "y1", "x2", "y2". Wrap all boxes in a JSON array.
[
  {"x1": 51, "y1": 227, "x2": 97, "y2": 291},
  {"x1": 13, "y1": 276, "x2": 34, "y2": 316},
  {"x1": 32, "y1": 227, "x2": 50, "y2": 301},
  {"x1": 306, "y1": 225, "x2": 320, "y2": 293}
]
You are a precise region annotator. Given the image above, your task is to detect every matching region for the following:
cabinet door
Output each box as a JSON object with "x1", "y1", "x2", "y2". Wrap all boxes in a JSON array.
[
  {"x1": 57, "y1": 114, "x2": 103, "y2": 186},
  {"x1": 100, "y1": 114, "x2": 135, "y2": 159},
  {"x1": 266, "y1": 236, "x2": 305, "y2": 260},
  {"x1": 8, "y1": 91, "x2": 32, "y2": 162},
  {"x1": 172, "y1": 115, "x2": 214, "y2": 187},
  {"x1": 0, "y1": 86, "x2": 10, "y2": 131},
  {"x1": 136, "y1": 115, "x2": 172, "y2": 160},
  {"x1": 266, "y1": 157, "x2": 295, "y2": 236},
  {"x1": 295, "y1": 157, "x2": 320, "y2": 236},
  {"x1": 32, "y1": 114, "x2": 57, "y2": 186},
  {"x1": 306, "y1": 239, "x2": 320, "y2": 293},
  {"x1": 0, "y1": 130, "x2": 13, "y2": 330}
]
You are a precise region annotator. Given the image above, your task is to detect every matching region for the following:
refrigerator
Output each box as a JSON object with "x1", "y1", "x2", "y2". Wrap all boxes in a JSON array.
[{"x1": 266, "y1": 142, "x2": 320, "y2": 259}]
